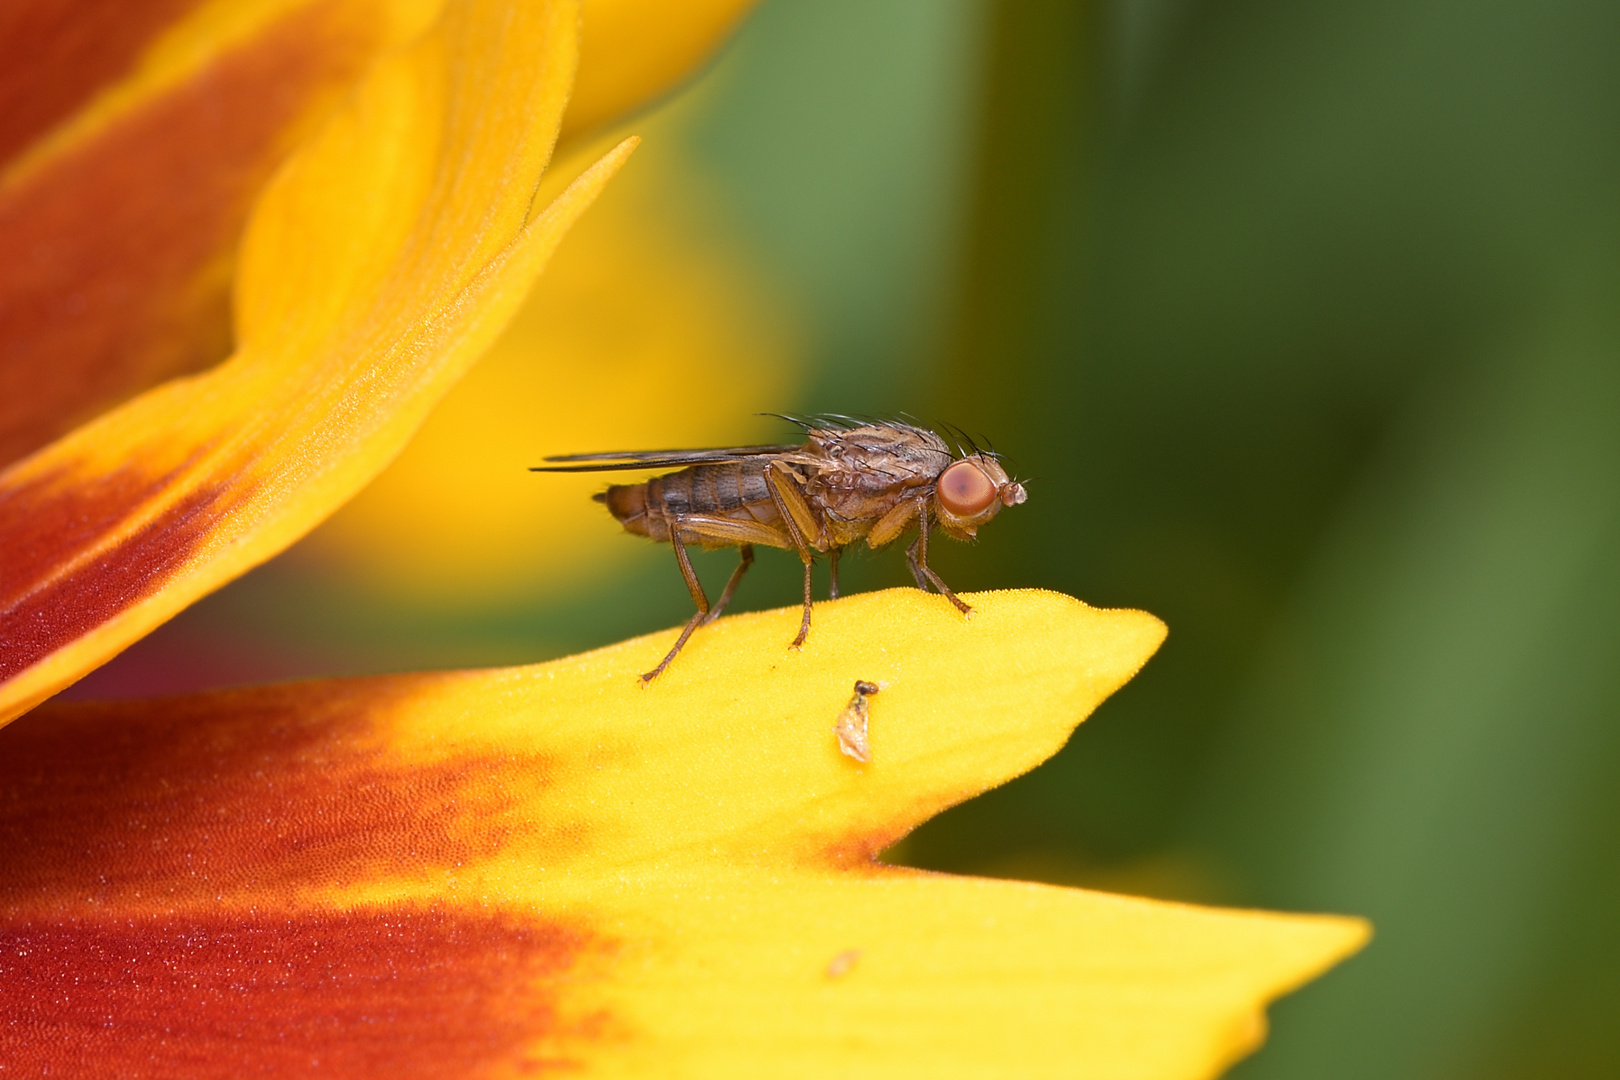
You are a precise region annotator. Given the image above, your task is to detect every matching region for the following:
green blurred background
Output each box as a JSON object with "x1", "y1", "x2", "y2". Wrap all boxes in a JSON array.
[{"x1": 77, "y1": 0, "x2": 1620, "y2": 1076}]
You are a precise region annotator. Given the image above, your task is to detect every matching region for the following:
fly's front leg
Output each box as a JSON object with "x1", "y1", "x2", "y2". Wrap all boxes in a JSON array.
[
  {"x1": 904, "y1": 533, "x2": 929, "y2": 591},
  {"x1": 643, "y1": 530, "x2": 710, "y2": 684},
  {"x1": 764, "y1": 463, "x2": 820, "y2": 649},
  {"x1": 912, "y1": 498, "x2": 972, "y2": 616},
  {"x1": 703, "y1": 543, "x2": 754, "y2": 625}
]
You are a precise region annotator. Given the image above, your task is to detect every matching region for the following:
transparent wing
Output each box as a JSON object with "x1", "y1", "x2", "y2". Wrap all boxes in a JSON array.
[{"x1": 529, "y1": 445, "x2": 802, "y2": 473}]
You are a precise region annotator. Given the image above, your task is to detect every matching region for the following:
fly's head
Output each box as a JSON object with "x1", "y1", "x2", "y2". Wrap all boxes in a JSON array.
[{"x1": 932, "y1": 454, "x2": 1027, "y2": 539}]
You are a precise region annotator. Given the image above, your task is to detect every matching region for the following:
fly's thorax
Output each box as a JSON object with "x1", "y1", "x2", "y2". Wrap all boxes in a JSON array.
[
  {"x1": 805, "y1": 424, "x2": 948, "y2": 515},
  {"x1": 932, "y1": 454, "x2": 1025, "y2": 538},
  {"x1": 809, "y1": 423, "x2": 952, "y2": 474},
  {"x1": 822, "y1": 507, "x2": 873, "y2": 549}
]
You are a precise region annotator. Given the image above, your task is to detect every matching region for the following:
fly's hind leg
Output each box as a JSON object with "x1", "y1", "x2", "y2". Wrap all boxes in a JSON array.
[
  {"x1": 642, "y1": 535, "x2": 710, "y2": 684},
  {"x1": 702, "y1": 543, "x2": 754, "y2": 625},
  {"x1": 909, "y1": 499, "x2": 972, "y2": 616}
]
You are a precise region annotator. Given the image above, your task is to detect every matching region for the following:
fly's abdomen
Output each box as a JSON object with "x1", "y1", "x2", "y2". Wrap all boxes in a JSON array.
[
  {"x1": 605, "y1": 463, "x2": 783, "y2": 546},
  {"x1": 657, "y1": 462, "x2": 767, "y2": 514},
  {"x1": 598, "y1": 482, "x2": 653, "y2": 537}
]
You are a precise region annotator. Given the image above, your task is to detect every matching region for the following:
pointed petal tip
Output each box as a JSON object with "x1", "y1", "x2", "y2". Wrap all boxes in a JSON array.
[{"x1": 499, "y1": 587, "x2": 1171, "y2": 863}]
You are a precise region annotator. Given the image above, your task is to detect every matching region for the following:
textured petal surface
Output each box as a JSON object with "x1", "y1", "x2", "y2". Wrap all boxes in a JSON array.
[
  {"x1": 0, "y1": 590, "x2": 1367, "y2": 1077},
  {"x1": 0, "y1": 0, "x2": 633, "y2": 725},
  {"x1": 0, "y1": 0, "x2": 443, "y2": 467}
]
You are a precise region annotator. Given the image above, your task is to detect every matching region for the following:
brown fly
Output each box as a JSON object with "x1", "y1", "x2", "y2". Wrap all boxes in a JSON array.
[{"x1": 531, "y1": 418, "x2": 1027, "y2": 683}]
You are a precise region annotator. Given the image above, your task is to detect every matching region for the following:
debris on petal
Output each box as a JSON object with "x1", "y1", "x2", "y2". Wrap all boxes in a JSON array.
[
  {"x1": 834, "y1": 680, "x2": 880, "y2": 763},
  {"x1": 825, "y1": 948, "x2": 862, "y2": 979}
]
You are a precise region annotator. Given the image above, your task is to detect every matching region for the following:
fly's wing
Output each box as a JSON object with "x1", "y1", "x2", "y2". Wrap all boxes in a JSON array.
[{"x1": 529, "y1": 444, "x2": 803, "y2": 473}]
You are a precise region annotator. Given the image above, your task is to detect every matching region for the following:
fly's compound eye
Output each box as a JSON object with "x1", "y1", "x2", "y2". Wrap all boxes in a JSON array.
[{"x1": 937, "y1": 459, "x2": 999, "y2": 518}]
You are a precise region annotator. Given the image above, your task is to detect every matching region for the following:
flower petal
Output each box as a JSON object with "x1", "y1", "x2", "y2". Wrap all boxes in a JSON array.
[
  {"x1": 0, "y1": 590, "x2": 1367, "y2": 1076},
  {"x1": 0, "y1": 0, "x2": 443, "y2": 467},
  {"x1": 0, "y1": 0, "x2": 755, "y2": 470},
  {"x1": 563, "y1": 0, "x2": 759, "y2": 144},
  {"x1": 0, "y1": 0, "x2": 633, "y2": 726},
  {"x1": 0, "y1": 0, "x2": 198, "y2": 167}
]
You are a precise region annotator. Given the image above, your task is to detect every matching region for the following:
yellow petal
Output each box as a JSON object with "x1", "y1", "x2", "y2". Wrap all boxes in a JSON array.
[
  {"x1": 0, "y1": 0, "x2": 443, "y2": 467},
  {"x1": 563, "y1": 0, "x2": 759, "y2": 144},
  {"x1": 0, "y1": 590, "x2": 1367, "y2": 1075},
  {"x1": 0, "y1": 0, "x2": 632, "y2": 726}
]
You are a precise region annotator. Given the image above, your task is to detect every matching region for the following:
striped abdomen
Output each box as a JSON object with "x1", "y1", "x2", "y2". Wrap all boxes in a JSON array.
[{"x1": 597, "y1": 461, "x2": 786, "y2": 547}]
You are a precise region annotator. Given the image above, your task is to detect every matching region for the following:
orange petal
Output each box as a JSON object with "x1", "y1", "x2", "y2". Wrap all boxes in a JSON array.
[
  {"x1": 562, "y1": 0, "x2": 759, "y2": 145},
  {"x1": 0, "y1": 0, "x2": 633, "y2": 726},
  {"x1": 0, "y1": 0, "x2": 443, "y2": 468},
  {"x1": 0, "y1": 590, "x2": 1365, "y2": 1076},
  {"x1": 0, "y1": 0, "x2": 201, "y2": 168}
]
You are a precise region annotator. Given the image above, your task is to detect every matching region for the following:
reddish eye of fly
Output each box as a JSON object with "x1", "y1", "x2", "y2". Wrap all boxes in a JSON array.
[{"x1": 937, "y1": 460, "x2": 998, "y2": 517}]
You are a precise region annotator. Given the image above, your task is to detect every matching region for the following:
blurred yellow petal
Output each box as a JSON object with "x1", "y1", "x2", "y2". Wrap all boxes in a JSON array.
[
  {"x1": 0, "y1": 0, "x2": 631, "y2": 726},
  {"x1": 0, "y1": 0, "x2": 442, "y2": 467},
  {"x1": 563, "y1": 0, "x2": 759, "y2": 145},
  {"x1": 0, "y1": 589, "x2": 1366, "y2": 1076},
  {"x1": 304, "y1": 128, "x2": 796, "y2": 604}
]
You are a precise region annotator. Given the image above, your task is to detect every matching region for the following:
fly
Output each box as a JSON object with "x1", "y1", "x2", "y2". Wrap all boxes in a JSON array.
[{"x1": 531, "y1": 418, "x2": 1028, "y2": 683}]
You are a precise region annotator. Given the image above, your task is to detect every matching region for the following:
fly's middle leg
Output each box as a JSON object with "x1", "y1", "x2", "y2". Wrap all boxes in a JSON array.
[
  {"x1": 702, "y1": 543, "x2": 754, "y2": 625},
  {"x1": 764, "y1": 463, "x2": 819, "y2": 649},
  {"x1": 828, "y1": 547, "x2": 841, "y2": 600},
  {"x1": 794, "y1": 560, "x2": 813, "y2": 648}
]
